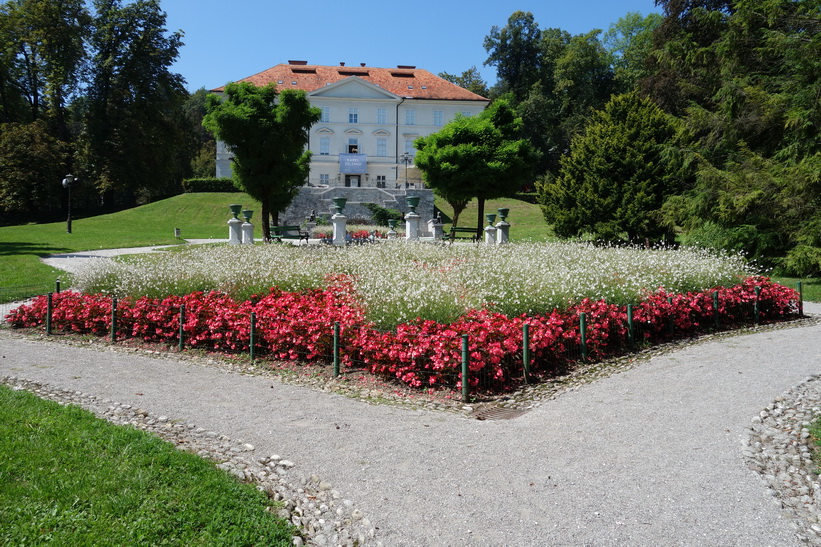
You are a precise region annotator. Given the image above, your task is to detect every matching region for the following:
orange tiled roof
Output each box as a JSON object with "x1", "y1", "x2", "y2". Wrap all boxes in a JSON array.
[{"x1": 211, "y1": 62, "x2": 488, "y2": 102}]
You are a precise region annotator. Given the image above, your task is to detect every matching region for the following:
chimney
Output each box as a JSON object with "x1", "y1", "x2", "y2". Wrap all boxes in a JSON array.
[
  {"x1": 288, "y1": 60, "x2": 307, "y2": 65},
  {"x1": 360, "y1": 63, "x2": 366, "y2": 67},
  {"x1": 339, "y1": 62, "x2": 345, "y2": 66}
]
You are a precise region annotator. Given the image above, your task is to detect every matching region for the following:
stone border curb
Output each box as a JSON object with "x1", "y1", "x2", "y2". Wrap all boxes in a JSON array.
[
  {"x1": 1, "y1": 375, "x2": 380, "y2": 547},
  {"x1": 744, "y1": 375, "x2": 821, "y2": 544}
]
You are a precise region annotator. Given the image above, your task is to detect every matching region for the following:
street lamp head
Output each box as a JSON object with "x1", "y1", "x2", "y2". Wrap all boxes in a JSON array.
[{"x1": 62, "y1": 174, "x2": 75, "y2": 188}]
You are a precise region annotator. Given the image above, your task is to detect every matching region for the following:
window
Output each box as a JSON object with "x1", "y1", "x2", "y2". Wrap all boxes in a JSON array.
[
  {"x1": 320, "y1": 106, "x2": 330, "y2": 123},
  {"x1": 319, "y1": 137, "x2": 330, "y2": 155},
  {"x1": 376, "y1": 108, "x2": 387, "y2": 125},
  {"x1": 348, "y1": 138, "x2": 359, "y2": 154},
  {"x1": 319, "y1": 174, "x2": 330, "y2": 185},
  {"x1": 433, "y1": 110, "x2": 444, "y2": 126},
  {"x1": 461, "y1": 111, "x2": 473, "y2": 118},
  {"x1": 376, "y1": 175, "x2": 386, "y2": 188},
  {"x1": 376, "y1": 138, "x2": 387, "y2": 157},
  {"x1": 348, "y1": 108, "x2": 358, "y2": 124},
  {"x1": 405, "y1": 109, "x2": 416, "y2": 125},
  {"x1": 404, "y1": 139, "x2": 415, "y2": 158}
]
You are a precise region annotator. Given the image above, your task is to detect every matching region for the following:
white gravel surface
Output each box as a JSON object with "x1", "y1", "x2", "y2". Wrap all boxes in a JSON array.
[
  {"x1": 2, "y1": 305, "x2": 820, "y2": 545},
  {"x1": 38, "y1": 240, "x2": 228, "y2": 275}
]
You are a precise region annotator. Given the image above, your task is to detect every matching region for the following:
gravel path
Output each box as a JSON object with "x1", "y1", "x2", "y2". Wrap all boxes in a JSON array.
[
  {"x1": 2, "y1": 304, "x2": 820, "y2": 546},
  {"x1": 4, "y1": 246, "x2": 818, "y2": 544}
]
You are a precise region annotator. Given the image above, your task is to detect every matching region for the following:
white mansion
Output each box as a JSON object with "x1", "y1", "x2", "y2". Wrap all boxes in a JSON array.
[{"x1": 212, "y1": 61, "x2": 489, "y2": 222}]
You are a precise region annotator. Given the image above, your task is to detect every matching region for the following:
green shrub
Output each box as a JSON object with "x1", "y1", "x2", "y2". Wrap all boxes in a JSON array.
[
  {"x1": 514, "y1": 192, "x2": 539, "y2": 204},
  {"x1": 362, "y1": 202, "x2": 403, "y2": 226},
  {"x1": 783, "y1": 245, "x2": 821, "y2": 277},
  {"x1": 182, "y1": 178, "x2": 236, "y2": 193}
]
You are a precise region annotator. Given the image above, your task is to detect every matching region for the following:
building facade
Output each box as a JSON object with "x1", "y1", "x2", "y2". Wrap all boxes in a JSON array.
[{"x1": 213, "y1": 61, "x2": 489, "y2": 189}]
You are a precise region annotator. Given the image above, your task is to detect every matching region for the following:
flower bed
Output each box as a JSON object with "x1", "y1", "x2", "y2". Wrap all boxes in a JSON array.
[
  {"x1": 6, "y1": 277, "x2": 798, "y2": 394},
  {"x1": 67, "y1": 241, "x2": 756, "y2": 330}
]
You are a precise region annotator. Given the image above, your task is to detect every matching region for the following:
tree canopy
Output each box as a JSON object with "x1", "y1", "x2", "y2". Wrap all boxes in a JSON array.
[
  {"x1": 0, "y1": 0, "x2": 194, "y2": 221},
  {"x1": 644, "y1": 0, "x2": 821, "y2": 272},
  {"x1": 538, "y1": 92, "x2": 685, "y2": 243},
  {"x1": 438, "y1": 66, "x2": 489, "y2": 98},
  {"x1": 484, "y1": 14, "x2": 617, "y2": 176},
  {"x1": 483, "y1": 11, "x2": 543, "y2": 102},
  {"x1": 0, "y1": 120, "x2": 67, "y2": 222},
  {"x1": 415, "y1": 99, "x2": 539, "y2": 234},
  {"x1": 80, "y1": 0, "x2": 189, "y2": 204},
  {"x1": 202, "y1": 82, "x2": 320, "y2": 240}
]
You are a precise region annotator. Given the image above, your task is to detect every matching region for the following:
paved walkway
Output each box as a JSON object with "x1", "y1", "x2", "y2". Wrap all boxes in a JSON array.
[
  {"x1": 3, "y1": 246, "x2": 818, "y2": 544},
  {"x1": 39, "y1": 239, "x2": 229, "y2": 274}
]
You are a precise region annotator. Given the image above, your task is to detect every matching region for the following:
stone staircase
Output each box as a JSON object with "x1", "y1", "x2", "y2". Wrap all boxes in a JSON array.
[{"x1": 282, "y1": 186, "x2": 434, "y2": 226}]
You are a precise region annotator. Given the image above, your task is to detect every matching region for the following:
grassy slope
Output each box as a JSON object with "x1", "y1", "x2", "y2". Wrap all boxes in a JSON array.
[
  {"x1": 0, "y1": 192, "x2": 548, "y2": 289},
  {"x1": 0, "y1": 192, "x2": 255, "y2": 289},
  {"x1": 434, "y1": 196, "x2": 554, "y2": 241},
  {"x1": 2, "y1": 192, "x2": 817, "y2": 301},
  {"x1": 771, "y1": 277, "x2": 821, "y2": 304}
]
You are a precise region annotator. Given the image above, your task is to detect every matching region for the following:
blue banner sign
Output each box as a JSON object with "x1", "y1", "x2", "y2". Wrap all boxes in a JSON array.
[{"x1": 340, "y1": 153, "x2": 367, "y2": 173}]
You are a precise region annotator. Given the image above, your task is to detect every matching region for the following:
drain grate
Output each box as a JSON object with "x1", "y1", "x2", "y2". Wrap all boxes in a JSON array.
[{"x1": 472, "y1": 407, "x2": 529, "y2": 421}]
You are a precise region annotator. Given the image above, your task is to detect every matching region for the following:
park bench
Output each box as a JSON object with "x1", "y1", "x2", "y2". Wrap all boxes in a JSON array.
[
  {"x1": 270, "y1": 225, "x2": 309, "y2": 244},
  {"x1": 443, "y1": 226, "x2": 481, "y2": 243}
]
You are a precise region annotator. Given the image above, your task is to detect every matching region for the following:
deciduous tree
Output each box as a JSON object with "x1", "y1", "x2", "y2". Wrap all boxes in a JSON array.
[
  {"x1": 0, "y1": 0, "x2": 88, "y2": 136},
  {"x1": 415, "y1": 99, "x2": 539, "y2": 234},
  {"x1": 603, "y1": 11, "x2": 663, "y2": 92},
  {"x1": 483, "y1": 11, "x2": 543, "y2": 101},
  {"x1": 203, "y1": 82, "x2": 320, "y2": 240},
  {"x1": 80, "y1": 0, "x2": 188, "y2": 204},
  {"x1": 0, "y1": 120, "x2": 67, "y2": 221},
  {"x1": 438, "y1": 66, "x2": 489, "y2": 98}
]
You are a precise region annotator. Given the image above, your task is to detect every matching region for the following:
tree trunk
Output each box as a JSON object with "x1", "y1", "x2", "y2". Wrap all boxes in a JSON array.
[
  {"x1": 261, "y1": 200, "x2": 271, "y2": 240},
  {"x1": 476, "y1": 197, "x2": 486, "y2": 237},
  {"x1": 448, "y1": 196, "x2": 469, "y2": 228}
]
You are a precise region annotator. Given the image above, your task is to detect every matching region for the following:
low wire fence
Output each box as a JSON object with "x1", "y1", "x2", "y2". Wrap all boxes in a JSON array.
[{"x1": 1, "y1": 280, "x2": 806, "y2": 401}]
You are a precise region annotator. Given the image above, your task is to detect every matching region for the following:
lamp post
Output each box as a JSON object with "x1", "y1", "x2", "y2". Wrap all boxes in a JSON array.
[
  {"x1": 61, "y1": 174, "x2": 76, "y2": 233},
  {"x1": 399, "y1": 152, "x2": 412, "y2": 188}
]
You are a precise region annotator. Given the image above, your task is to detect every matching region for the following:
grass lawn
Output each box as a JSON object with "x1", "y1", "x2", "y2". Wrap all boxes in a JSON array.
[
  {"x1": 0, "y1": 384, "x2": 296, "y2": 545},
  {"x1": 771, "y1": 276, "x2": 821, "y2": 304},
  {"x1": 0, "y1": 192, "x2": 257, "y2": 293},
  {"x1": 434, "y1": 195, "x2": 554, "y2": 241},
  {"x1": 0, "y1": 192, "x2": 550, "y2": 295}
]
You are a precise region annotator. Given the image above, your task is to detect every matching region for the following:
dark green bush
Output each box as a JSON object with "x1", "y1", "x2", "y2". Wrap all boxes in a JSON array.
[
  {"x1": 182, "y1": 178, "x2": 236, "y2": 193},
  {"x1": 783, "y1": 245, "x2": 821, "y2": 277},
  {"x1": 362, "y1": 202, "x2": 403, "y2": 226},
  {"x1": 514, "y1": 192, "x2": 539, "y2": 204}
]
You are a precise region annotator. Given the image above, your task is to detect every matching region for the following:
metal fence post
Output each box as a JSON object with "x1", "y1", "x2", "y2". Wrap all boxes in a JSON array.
[
  {"x1": 579, "y1": 312, "x2": 588, "y2": 363},
  {"x1": 46, "y1": 292, "x2": 53, "y2": 335},
  {"x1": 249, "y1": 312, "x2": 256, "y2": 362},
  {"x1": 522, "y1": 323, "x2": 530, "y2": 384},
  {"x1": 111, "y1": 297, "x2": 117, "y2": 343},
  {"x1": 713, "y1": 291, "x2": 720, "y2": 328},
  {"x1": 798, "y1": 281, "x2": 804, "y2": 317},
  {"x1": 627, "y1": 304, "x2": 635, "y2": 349},
  {"x1": 55, "y1": 279, "x2": 61, "y2": 294},
  {"x1": 333, "y1": 321, "x2": 340, "y2": 378},
  {"x1": 462, "y1": 334, "x2": 469, "y2": 402},
  {"x1": 178, "y1": 304, "x2": 185, "y2": 351},
  {"x1": 667, "y1": 296, "x2": 675, "y2": 336},
  {"x1": 754, "y1": 286, "x2": 761, "y2": 325}
]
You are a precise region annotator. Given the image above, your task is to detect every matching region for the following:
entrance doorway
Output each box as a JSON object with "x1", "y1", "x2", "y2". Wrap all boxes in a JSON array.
[{"x1": 345, "y1": 175, "x2": 360, "y2": 187}]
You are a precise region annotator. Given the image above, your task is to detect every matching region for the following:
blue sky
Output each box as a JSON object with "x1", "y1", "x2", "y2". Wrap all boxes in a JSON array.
[{"x1": 163, "y1": 0, "x2": 662, "y2": 92}]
